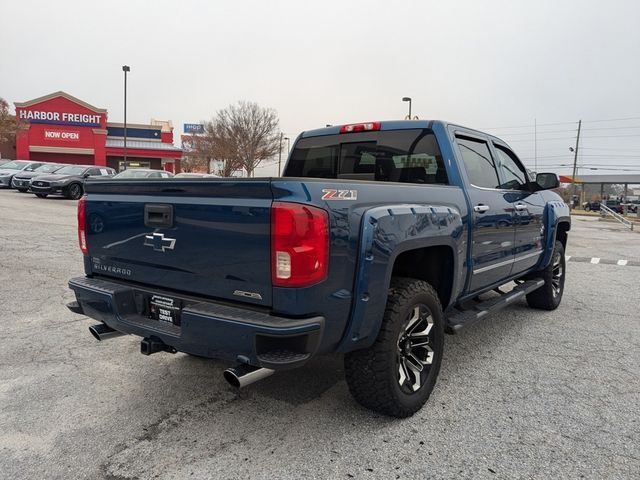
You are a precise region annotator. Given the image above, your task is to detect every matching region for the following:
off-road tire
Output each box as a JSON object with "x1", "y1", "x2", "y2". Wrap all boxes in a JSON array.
[
  {"x1": 35, "y1": 193, "x2": 48, "y2": 198},
  {"x1": 344, "y1": 277, "x2": 444, "y2": 418},
  {"x1": 526, "y1": 240, "x2": 566, "y2": 310}
]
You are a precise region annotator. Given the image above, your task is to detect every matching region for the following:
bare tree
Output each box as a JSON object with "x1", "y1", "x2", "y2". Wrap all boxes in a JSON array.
[
  {"x1": 195, "y1": 121, "x2": 243, "y2": 177},
  {"x1": 215, "y1": 101, "x2": 280, "y2": 177},
  {"x1": 180, "y1": 134, "x2": 209, "y2": 172},
  {"x1": 0, "y1": 97, "x2": 20, "y2": 143}
]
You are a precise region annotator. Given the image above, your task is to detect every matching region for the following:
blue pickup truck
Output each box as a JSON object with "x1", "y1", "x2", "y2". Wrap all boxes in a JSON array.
[{"x1": 67, "y1": 120, "x2": 570, "y2": 417}]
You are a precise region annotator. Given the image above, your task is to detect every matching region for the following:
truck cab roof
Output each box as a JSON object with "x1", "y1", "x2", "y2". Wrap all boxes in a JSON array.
[{"x1": 301, "y1": 120, "x2": 507, "y2": 144}]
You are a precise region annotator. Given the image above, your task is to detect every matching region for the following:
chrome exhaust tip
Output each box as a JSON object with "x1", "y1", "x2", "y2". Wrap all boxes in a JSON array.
[
  {"x1": 223, "y1": 364, "x2": 274, "y2": 388},
  {"x1": 89, "y1": 323, "x2": 124, "y2": 341}
]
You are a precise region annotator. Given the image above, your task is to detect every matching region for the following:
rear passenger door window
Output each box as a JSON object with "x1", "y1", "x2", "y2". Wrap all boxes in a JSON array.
[
  {"x1": 456, "y1": 137, "x2": 500, "y2": 189},
  {"x1": 493, "y1": 145, "x2": 529, "y2": 191}
]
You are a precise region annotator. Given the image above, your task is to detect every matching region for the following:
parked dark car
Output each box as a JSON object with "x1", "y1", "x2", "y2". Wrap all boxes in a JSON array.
[
  {"x1": 0, "y1": 160, "x2": 46, "y2": 188},
  {"x1": 582, "y1": 200, "x2": 623, "y2": 213},
  {"x1": 112, "y1": 168, "x2": 173, "y2": 179},
  {"x1": 622, "y1": 200, "x2": 639, "y2": 214},
  {"x1": 11, "y1": 163, "x2": 65, "y2": 192},
  {"x1": 30, "y1": 165, "x2": 115, "y2": 199},
  {"x1": 600, "y1": 200, "x2": 623, "y2": 213}
]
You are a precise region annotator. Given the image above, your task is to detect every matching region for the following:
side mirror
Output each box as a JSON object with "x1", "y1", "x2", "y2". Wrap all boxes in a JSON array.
[
  {"x1": 83, "y1": 172, "x2": 91, "y2": 178},
  {"x1": 536, "y1": 172, "x2": 559, "y2": 190}
]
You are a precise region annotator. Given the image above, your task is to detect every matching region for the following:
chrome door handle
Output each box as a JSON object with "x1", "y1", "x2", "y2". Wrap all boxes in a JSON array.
[
  {"x1": 514, "y1": 203, "x2": 527, "y2": 211},
  {"x1": 474, "y1": 204, "x2": 490, "y2": 213}
]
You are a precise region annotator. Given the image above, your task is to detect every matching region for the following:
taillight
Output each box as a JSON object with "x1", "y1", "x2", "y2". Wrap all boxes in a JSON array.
[
  {"x1": 272, "y1": 202, "x2": 329, "y2": 287},
  {"x1": 339, "y1": 122, "x2": 381, "y2": 134},
  {"x1": 78, "y1": 197, "x2": 88, "y2": 255}
]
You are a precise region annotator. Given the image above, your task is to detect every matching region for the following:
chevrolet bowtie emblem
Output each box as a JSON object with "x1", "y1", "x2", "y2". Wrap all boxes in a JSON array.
[{"x1": 144, "y1": 233, "x2": 176, "y2": 252}]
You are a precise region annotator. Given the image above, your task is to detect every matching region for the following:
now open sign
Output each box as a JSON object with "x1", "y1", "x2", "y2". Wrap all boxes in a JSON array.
[{"x1": 44, "y1": 130, "x2": 80, "y2": 141}]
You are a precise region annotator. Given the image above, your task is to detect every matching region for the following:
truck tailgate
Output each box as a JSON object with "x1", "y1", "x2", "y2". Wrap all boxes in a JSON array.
[{"x1": 84, "y1": 180, "x2": 273, "y2": 306}]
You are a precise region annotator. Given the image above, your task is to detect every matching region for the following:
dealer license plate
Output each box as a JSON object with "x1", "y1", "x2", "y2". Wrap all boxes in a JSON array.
[{"x1": 149, "y1": 295, "x2": 181, "y2": 326}]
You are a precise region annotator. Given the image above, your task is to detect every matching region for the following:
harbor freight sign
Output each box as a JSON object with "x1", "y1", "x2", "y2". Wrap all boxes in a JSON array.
[
  {"x1": 19, "y1": 110, "x2": 102, "y2": 126},
  {"x1": 184, "y1": 123, "x2": 204, "y2": 134}
]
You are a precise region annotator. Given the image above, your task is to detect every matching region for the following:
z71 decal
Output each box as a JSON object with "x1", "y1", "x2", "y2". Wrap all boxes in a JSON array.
[{"x1": 321, "y1": 189, "x2": 358, "y2": 200}]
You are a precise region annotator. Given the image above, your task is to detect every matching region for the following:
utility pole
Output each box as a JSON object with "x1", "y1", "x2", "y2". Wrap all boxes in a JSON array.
[
  {"x1": 277, "y1": 132, "x2": 284, "y2": 176},
  {"x1": 571, "y1": 119, "x2": 582, "y2": 205},
  {"x1": 534, "y1": 118, "x2": 537, "y2": 173}
]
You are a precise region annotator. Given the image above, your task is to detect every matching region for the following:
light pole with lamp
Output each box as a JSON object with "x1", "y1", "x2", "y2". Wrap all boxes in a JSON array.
[
  {"x1": 277, "y1": 132, "x2": 284, "y2": 176},
  {"x1": 402, "y1": 97, "x2": 412, "y2": 119},
  {"x1": 122, "y1": 65, "x2": 130, "y2": 170}
]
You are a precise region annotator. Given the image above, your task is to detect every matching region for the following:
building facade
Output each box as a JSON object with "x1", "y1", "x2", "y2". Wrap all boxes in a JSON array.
[{"x1": 14, "y1": 91, "x2": 181, "y2": 171}]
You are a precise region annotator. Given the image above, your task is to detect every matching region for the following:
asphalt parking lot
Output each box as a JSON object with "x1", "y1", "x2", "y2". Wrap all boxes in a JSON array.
[{"x1": 0, "y1": 189, "x2": 638, "y2": 480}]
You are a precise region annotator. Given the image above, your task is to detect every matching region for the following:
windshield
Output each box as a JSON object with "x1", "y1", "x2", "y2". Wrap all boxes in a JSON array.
[
  {"x1": 55, "y1": 166, "x2": 87, "y2": 175},
  {"x1": 285, "y1": 129, "x2": 448, "y2": 185},
  {"x1": 113, "y1": 169, "x2": 154, "y2": 178},
  {"x1": 34, "y1": 164, "x2": 63, "y2": 173},
  {"x1": 1, "y1": 160, "x2": 29, "y2": 170}
]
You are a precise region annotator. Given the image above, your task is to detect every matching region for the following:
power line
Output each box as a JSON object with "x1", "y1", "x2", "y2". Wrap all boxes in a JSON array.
[
  {"x1": 482, "y1": 116, "x2": 640, "y2": 131},
  {"x1": 482, "y1": 120, "x2": 577, "y2": 129},
  {"x1": 490, "y1": 128, "x2": 577, "y2": 136},
  {"x1": 522, "y1": 154, "x2": 640, "y2": 159},
  {"x1": 505, "y1": 137, "x2": 577, "y2": 143},
  {"x1": 582, "y1": 125, "x2": 640, "y2": 131},
  {"x1": 583, "y1": 116, "x2": 640, "y2": 124},
  {"x1": 579, "y1": 146, "x2": 640, "y2": 153},
  {"x1": 492, "y1": 126, "x2": 640, "y2": 137}
]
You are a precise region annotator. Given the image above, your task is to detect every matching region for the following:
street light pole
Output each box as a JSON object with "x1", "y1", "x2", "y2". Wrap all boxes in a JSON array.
[
  {"x1": 570, "y1": 119, "x2": 582, "y2": 206},
  {"x1": 278, "y1": 132, "x2": 283, "y2": 176},
  {"x1": 122, "y1": 65, "x2": 130, "y2": 170},
  {"x1": 402, "y1": 97, "x2": 412, "y2": 119}
]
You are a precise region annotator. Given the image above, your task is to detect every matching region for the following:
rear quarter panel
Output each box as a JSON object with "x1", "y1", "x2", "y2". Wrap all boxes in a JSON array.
[{"x1": 271, "y1": 179, "x2": 468, "y2": 353}]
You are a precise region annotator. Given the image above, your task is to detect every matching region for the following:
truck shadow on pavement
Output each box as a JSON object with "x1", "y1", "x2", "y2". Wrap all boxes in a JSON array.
[{"x1": 165, "y1": 297, "x2": 533, "y2": 413}]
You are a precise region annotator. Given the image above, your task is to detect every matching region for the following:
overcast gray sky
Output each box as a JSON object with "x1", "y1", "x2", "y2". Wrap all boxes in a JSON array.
[{"x1": 2, "y1": 0, "x2": 639, "y2": 176}]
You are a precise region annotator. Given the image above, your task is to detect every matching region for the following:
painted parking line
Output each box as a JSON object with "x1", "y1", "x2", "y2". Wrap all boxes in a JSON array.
[{"x1": 566, "y1": 256, "x2": 640, "y2": 267}]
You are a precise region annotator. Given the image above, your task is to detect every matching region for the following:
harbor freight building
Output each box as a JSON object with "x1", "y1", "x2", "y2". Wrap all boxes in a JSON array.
[{"x1": 14, "y1": 91, "x2": 182, "y2": 172}]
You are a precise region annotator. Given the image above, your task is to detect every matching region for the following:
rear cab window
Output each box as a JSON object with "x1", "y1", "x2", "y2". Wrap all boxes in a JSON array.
[{"x1": 285, "y1": 129, "x2": 449, "y2": 185}]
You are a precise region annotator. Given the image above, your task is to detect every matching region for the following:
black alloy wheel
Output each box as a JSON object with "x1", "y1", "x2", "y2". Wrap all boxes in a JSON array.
[
  {"x1": 344, "y1": 278, "x2": 444, "y2": 418},
  {"x1": 526, "y1": 240, "x2": 566, "y2": 310},
  {"x1": 67, "y1": 183, "x2": 83, "y2": 200}
]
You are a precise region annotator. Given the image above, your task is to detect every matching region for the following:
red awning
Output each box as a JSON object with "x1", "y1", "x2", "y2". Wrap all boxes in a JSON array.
[{"x1": 559, "y1": 175, "x2": 578, "y2": 184}]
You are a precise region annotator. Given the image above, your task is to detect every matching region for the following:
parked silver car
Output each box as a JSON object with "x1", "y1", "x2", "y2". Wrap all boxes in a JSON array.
[
  {"x1": 0, "y1": 160, "x2": 45, "y2": 188},
  {"x1": 11, "y1": 163, "x2": 65, "y2": 192}
]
